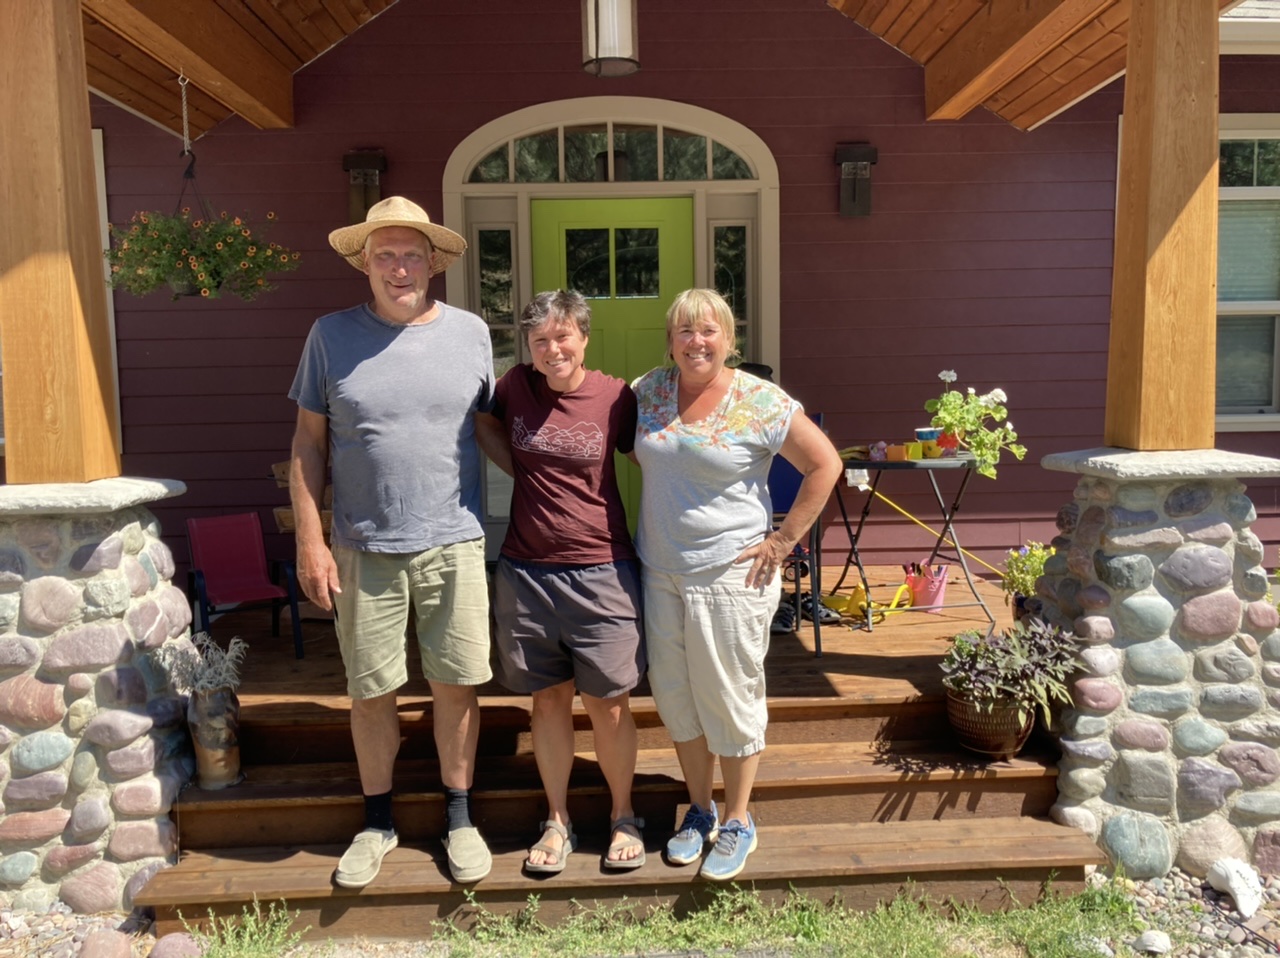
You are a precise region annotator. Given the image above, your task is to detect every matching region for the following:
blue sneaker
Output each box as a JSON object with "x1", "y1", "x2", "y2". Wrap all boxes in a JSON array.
[
  {"x1": 666, "y1": 802, "x2": 720, "y2": 865},
  {"x1": 699, "y1": 815, "x2": 757, "y2": 882}
]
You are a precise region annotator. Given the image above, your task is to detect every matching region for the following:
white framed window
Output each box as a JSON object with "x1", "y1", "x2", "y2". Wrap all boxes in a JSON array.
[{"x1": 1217, "y1": 115, "x2": 1280, "y2": 432}]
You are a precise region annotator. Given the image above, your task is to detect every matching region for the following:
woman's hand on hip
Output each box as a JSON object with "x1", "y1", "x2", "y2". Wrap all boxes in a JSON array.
[{"x1": 736, "y1": 531, "x2": 791, "y2": 590}]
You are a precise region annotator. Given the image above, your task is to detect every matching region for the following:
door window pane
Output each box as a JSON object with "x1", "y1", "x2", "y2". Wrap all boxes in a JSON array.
[
  {"x1": 490, "y1": 327, "x2": 518, "y2": 379},
  {"x1": 614, "y1": 125, "x2": 658, "y2": 181},
  {"x1": 1219, "y1": 200, "x2": 1280, "y2": 301},
  {"x1": 664, "y1": 130, "x2": 707, "y2": 180},
  {"x1": 615, "y1": 228, "x2": 659, "y2": 298},
  {"x1": 1259, "y1": 140, "x2": 1280, "y2": 187},
  {"x1": 566, "y1": 229, "x2": 611, "y2": 297},
  {"x1": 469, "y1": 146, "x2": 509, "y2": 183},
  {"x1": 515, "y1": 132, "x2": 558, "y2": 182},
  {"x1": 712, "y1": 142, "x2": 753, "y2": 180},
  {"x1": 477, "y1": 230, "x2": 514, "y2": 325},
  {"x1": 714, "y1": 225, "x2": 748, "y2": 324},
  {"x1": 1221, "y1": 141, "x2": 1256, "y2": 187},
  {"x1": 1216, "y1": 315, "x2": 1277, "y2": 410},
  {"x1": 565, "y1": 124, "x2": 609, "y2": 182}
]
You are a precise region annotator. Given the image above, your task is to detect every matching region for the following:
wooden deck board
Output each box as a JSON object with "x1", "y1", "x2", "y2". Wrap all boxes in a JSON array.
[{"x1": 142, "y1": 819, "x2": 1103, "y2": 904}]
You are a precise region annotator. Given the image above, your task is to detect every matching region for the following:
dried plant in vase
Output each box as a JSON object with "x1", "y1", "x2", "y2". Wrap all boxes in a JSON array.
[{"x1": 153, "y1": 633, "x2": 248, "y2": 789}]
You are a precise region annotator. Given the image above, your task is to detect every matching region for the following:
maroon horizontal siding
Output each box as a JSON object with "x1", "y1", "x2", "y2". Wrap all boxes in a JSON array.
[{"x1": 84, "y1": 0, "x2": 1280, "y2": 577}]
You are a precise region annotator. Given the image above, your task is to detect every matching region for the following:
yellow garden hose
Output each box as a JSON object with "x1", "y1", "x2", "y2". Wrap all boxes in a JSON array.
[{"x1": 862, "y1": 488, "x2": 1005, "y2": 579}]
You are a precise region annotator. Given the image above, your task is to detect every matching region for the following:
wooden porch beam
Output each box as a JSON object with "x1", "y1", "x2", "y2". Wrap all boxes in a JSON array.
[
  {"x1": 0, "y1": 0, "x2": 122, "y2": 483},
  {"x1": 1104, "y1": 0, "x2": 1218, "y2": 450},
  {"x1": 80, "y1": 0, "x2": 294, "y2": 129},
  {"x1": 925, "y1": 0, "x2": 1115, "y2": 121}
]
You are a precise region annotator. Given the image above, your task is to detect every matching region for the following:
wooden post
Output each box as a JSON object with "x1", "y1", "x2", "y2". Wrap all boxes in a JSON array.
[
  {"x1": 1104, "y1": 0, "x2": 1219, "y2": 450},
  {"x1": 0, "y1": 0, "x2": 122, "y2": 483}
]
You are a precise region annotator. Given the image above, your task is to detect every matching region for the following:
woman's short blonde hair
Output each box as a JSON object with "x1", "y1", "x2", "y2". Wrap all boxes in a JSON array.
[{"x1": 665, "y1": 288, "x2": 741, "y2": 363}]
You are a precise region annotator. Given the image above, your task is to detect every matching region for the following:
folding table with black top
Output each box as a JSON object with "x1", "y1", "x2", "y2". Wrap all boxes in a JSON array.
[{"x1": 829, "y1": 454, "x2": 997, "y2": 636}]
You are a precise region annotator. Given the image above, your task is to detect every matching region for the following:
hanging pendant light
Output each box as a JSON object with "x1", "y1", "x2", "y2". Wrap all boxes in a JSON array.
[{"x1": 582, "y1": 0, "x2": 639, "y2": 77}]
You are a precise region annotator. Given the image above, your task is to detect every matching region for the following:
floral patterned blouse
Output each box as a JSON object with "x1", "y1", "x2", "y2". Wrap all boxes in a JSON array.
[{"x1": 631, "y1": 366, "x2": 798, "y2": 574}]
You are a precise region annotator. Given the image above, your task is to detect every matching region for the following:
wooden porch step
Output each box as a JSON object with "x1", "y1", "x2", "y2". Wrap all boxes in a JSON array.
[
  {"x1": 237, "y1": 694, "x2": 951, "y2": 766},
  {"x1": 172, "y1": 741, "x2": 1060, "y2": 849},
  {"x1": 139, "y1": 817, "x2": 1106, "y2": 940}
]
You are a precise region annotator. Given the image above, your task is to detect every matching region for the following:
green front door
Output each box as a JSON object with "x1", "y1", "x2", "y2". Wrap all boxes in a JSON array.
[{"x1": 531, "y1": 197, "x2": 695, "y2": 524}]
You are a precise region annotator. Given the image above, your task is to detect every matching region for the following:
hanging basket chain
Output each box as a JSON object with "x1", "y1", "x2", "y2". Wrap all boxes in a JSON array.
[{"x1": 173, "y1": 74, "x2": 211, "y2": 221}]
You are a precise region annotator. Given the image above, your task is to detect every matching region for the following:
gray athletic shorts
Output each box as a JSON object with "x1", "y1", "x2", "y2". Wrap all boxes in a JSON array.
[{"x1": 493, "y1": 556, "x2": 645, "y2": 699}]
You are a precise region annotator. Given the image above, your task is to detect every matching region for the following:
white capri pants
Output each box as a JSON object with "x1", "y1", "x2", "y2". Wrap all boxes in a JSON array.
[{"x1": 643, "y1": 559, "x2": 782, "y2": 757}]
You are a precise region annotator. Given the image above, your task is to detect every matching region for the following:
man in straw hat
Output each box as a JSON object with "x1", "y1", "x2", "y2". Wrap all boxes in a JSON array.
[{"x1": 289, "y1": 196, "x2": 495, "y2": 887}]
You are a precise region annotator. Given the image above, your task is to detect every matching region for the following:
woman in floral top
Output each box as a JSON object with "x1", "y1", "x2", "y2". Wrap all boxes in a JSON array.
[{"x1": 632, "y1": 288, "x2": 841, "y2": 881}]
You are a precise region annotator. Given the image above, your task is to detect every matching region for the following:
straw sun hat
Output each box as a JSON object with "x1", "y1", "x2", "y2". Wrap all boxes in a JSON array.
[{"x1": 328, "y1": 196, "x2": 467, "y2": 273}]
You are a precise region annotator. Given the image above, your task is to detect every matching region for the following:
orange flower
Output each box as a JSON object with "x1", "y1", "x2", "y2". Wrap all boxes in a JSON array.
[
  {"x1": 111, "y1": 265, "x2": 120, "y2": 273},
  {"x1": 234, "y1": 217, "x2": 242, "y2": 226},
  {"x1": 197, "y1": 272, "x2": 206, "y2": 281},
  {"x1": 240, "y1": 261, "x2": 249, "y2": 269},
  {"x1": 241, "y1": 229, "x2": 251, "y2": 237},
  {"x1": 201, "y1": 288, "x2": 211, "y2": 297},
  {"x1": 215, "y1": 242, "x2": 224, "y2": 249},
  {"x1": 257, "y1": 278, "x2": 265, "y2": 285},
  {"x1": 279, "y1": 254, "x2": 289, "y2": 263},
  {"x1": 267, "y1": 211, "x2": 276, "y2": 220}
]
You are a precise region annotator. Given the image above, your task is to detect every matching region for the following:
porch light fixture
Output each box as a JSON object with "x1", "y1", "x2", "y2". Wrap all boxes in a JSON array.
[
  {"x1": 835, "y1": 142, "x2": 877, "y2": 217},
  {"x1": 582, "y1": 0, "x2": 639, "y2": 77}
]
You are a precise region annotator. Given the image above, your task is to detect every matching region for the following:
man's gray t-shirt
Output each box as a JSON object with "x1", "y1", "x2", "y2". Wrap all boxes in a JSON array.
[{"x1": 289, "y1": 302, "x2": 495, "y2": 553}]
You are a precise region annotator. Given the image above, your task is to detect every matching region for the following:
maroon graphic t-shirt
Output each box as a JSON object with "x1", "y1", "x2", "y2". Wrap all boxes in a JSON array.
[{"x1": 493, "y1": 364, "x2": 638, "y2": 565}]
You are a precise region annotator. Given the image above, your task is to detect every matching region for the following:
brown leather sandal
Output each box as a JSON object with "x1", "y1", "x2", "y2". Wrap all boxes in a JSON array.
[
  {"x1": 524, "y1": 820, "x2": 575, "y2": 874},
  {"x1": 603, "y1": 815, "x2": 646, "y2": 870}
]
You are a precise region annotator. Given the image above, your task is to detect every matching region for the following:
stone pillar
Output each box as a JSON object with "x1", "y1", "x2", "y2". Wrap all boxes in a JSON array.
[
  {"x1": 1041, "y1": 449, "x2": 1280, "y2": 880},
  {"x1": 0, "y1": 478, "x2": 192, "y2": 912}
]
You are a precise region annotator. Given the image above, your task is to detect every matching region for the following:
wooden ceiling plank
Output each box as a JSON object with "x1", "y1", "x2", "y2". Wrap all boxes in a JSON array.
[
  {"x1": 896, "y1": 0, "x2": 965, "y2": 60},
  {"x1": 855, "y1": 0, "x2": 894, "y2": 30},
  {"x1": 925, "y1": 0, "x2": 1117, "y2": 121},
  {"x1": 83, "y1": 26, "x2": 227, "y2": 132},
  {"x1": 241, "y1": 0, "x2": 317, "y2": 62},
  {"x1": 320, "y1": 0, "x2": 361, "y2": 35},
  {"x1": 1003, "y1": 41, "x2": 1126, "y2": 127},
  {"x1": 282, "y1": 0, "x2": 346, "y2": 49},
  {"x1": 361, "y1": 0, "x2": 395, "y2": 17},
  {"x1": 826, "y1": 0, "x2": 868, "y2": 19},
  {"x1": 869, "y1": 0, "x2": 912, "y2": 35},
  {"x1": 213, "y1": 0, "x2": 304, "y2": 71},
  {"x1": 883, "y1": 0, "x2": 936, "y2": 48},
  {"x1": 912, "y1": 0, "x2": 986, "y2": 63},
  {"x1": 81, "y1": 0, "x2": 294, "y2": 128},
  {"x1": 86, "y1": 47, "x2": 202, "y2": 131}
]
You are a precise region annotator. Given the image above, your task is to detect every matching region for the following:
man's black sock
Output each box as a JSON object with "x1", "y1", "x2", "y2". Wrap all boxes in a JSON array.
[
  {"x1": 364, "y1": 790, "x2": 394, "y2": 833},
  {"x1": 445, "y1": 787, "x2": 472, "y2": 831}
]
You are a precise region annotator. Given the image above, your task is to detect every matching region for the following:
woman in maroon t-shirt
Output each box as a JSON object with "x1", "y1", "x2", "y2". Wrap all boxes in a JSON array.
[{"x1": 475, "y1": 289, "x2": 646, "y2": 875}]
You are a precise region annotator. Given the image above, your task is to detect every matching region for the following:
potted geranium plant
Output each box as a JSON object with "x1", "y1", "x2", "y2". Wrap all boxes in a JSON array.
[
  {"x1": 1003, "y1": 541, "x2": 1054, "y2": 621},
  {"x1": 923, "y1": 370, "x2": 1027, "y2": 479},
  {"x1": 153, "y1": 632, "x2": 248, "y2": 789},
  {"x1": 106, "y1": 208, "x2": 300, "y2": 301},
  {"x1": 939, "y1": 619, "x2": 1080, "y2": 760}
]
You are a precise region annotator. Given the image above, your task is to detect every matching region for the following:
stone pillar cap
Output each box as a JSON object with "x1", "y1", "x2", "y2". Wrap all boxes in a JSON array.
[
  {"x1": 1042, "y1": 447, "x2": 1280, "y2": 481},
  {"x1": 0, "y1": 477, "x2": 186, "y2": 515}
]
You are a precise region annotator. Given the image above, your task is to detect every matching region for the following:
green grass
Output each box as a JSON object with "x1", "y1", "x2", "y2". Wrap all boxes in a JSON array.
[
  {"x1": 189, "y1": 879, "x2": 1146, "y2": 958},
  {"x1": 421, "y1": 878, "x2": 1144, "y2": 958}
]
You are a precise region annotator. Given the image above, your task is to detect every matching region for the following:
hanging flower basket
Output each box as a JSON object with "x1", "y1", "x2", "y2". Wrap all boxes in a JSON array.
[{"x1": 106, "y1": 208, "x2": 300, "y2": 301}]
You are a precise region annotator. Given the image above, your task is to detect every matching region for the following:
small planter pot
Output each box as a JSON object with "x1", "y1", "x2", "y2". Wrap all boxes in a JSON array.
[
  {"x1": 188, "y1": 686, "x2": 245, "y2": 789},
  {"x1": 945, "y1": 691, "x2": 1034, "y2": 761}
]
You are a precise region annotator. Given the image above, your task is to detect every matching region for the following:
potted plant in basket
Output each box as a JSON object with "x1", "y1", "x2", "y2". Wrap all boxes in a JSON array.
[
  {"x1": 153, "y1": 632, "x2": 248, "y2": 789},
  {"x1": 939, "y1": 619, "x2": 1080, "y2": 760},
  {"x1": 1002, "y1": 540, "x2": 1055, "y2": 622},
  {"x1": 923, "y1": 370, "x2": 1026, "y2": 479},
  {"x1": 106, "y1": 208, "x2": 300, "y2": 301}
]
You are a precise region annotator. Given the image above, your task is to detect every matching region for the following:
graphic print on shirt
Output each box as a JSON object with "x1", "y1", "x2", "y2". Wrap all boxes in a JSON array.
[{"x1": 511, "y1": 416, "x2": 604, "y2": 461}]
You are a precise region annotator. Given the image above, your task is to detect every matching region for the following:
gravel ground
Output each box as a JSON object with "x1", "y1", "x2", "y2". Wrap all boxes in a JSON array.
[{"x1": 6, "y1": 868, "x2": 1280, "y2": 957}]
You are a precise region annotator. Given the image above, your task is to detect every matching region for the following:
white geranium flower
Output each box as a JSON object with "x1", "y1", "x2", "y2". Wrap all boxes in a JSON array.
[
  {"x1": 990, "y1": 388, "x2": 1007, "y2": 403},
  {"x1": 1005, "y1": 420, "x2": 1014, "y2": 431},
  {"x1": 938, "y1": 369, "x2": 957, "y2": 384}
]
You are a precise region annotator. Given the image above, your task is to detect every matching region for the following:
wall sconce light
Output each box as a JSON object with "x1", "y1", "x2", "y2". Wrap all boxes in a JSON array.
[
  {"x1": 343, "y1": 149, "x2": 387, "y2": 224},
  {"x1": 835, "y1": 142, "x2": 877, "y2": 217},
  {"x1": 582, "y1": 0, "x2": 639, "y2": 77}
]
